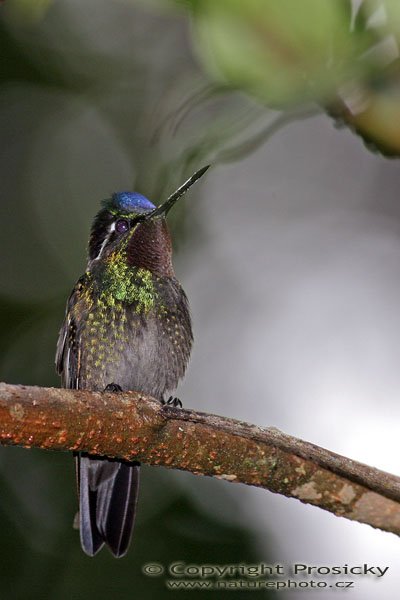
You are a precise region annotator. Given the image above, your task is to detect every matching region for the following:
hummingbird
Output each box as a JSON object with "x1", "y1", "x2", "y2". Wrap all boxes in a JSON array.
[{"x1": 56, "y1": 166, "x2": 209, "y2": 557}]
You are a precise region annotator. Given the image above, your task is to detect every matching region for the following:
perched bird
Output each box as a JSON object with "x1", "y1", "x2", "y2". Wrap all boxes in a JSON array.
[{"x1": 56, "y1": 166, "x2": 209, "y2": 557}]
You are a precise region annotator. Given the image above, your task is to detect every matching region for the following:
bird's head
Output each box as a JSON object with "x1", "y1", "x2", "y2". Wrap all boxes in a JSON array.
[{"x1": 88, "y1": 166, "x2": 209, "y2": 278}]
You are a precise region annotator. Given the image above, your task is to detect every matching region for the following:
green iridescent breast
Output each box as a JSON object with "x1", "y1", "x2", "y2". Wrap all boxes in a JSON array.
[{"x1": 96, "y1": 242, "x2": 159, "y2": 313}]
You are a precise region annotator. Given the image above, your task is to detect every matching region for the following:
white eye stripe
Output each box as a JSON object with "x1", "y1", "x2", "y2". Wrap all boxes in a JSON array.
[{"x1": 94, "y1": 221, "x2": 115, "y2": 261}]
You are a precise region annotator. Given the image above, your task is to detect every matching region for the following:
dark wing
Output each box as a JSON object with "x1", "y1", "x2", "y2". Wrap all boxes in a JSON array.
[{"x1": 55, "y1": 275, "x2": 88, "y2": 389}]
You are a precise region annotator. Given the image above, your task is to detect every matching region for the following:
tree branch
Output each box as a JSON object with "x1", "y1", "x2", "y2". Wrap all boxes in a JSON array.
[{"x1": 1, "y1": 382, "x2": 399, "y2": 536}]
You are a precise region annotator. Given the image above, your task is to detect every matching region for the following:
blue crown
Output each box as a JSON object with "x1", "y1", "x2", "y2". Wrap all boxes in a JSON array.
[{"x1": 111, "y1": 191, "x2": 155, "y2": 213}]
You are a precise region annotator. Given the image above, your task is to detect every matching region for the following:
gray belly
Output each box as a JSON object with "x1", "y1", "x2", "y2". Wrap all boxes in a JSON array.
[
  {"x1": 79, "y1": 304, "x2": 192, "y2": 400},
  {"x1": 102, "y1": 316, "x2": 180, "y2": 400}
]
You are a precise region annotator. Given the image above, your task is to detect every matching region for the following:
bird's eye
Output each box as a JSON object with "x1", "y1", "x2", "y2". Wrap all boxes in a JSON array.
[{"x1": 115, "y1": 218, "x2": 130, "y2": 234}]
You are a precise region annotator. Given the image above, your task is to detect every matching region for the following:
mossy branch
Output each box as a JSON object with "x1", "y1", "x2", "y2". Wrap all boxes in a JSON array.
[{"x1": 1, "y1": 382, "x2": 399, "y2": 536}]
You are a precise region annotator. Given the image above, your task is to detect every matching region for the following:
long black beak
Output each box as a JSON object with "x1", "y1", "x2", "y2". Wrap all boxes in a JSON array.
[{"x1": 144, "y1": 165, "x2": 210, "y2": 221}]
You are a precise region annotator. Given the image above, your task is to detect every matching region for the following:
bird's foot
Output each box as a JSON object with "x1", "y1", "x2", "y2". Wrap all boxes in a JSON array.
[
  {"x1": 104, "y1": 383, "x2": 123, "y2": 393},
  {"x1": 162, "y1": 396, "x2": 183, "y2": 408}
]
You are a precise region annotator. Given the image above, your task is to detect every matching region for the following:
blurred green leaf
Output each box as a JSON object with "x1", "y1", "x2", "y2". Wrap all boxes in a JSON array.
[
  {"x1": 326, "y1": 0, "x2": 400, "y2": 156},
  {"x1": 188, "y1": 0, "x2": 370, "y2": 107}
]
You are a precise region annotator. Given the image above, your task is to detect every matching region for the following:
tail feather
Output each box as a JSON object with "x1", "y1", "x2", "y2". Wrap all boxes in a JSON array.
[
  {"x1": 77, "y1": 454, "x2": 140, "y2": 557},
  {"x1": 104, "y1": 463, "x2": 140, "y2": 557},
  {"x1": 78, "y1": 455, "x2": 104, "y2": 556}
]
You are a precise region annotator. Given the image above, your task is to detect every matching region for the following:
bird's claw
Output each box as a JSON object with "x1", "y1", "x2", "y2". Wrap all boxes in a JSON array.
[
  {"x1": 104, "y1": 383, "x2": 123, "y2": 393},
  {"x1": 162, "y1": 396, "x2": 182, "y2": 408}
]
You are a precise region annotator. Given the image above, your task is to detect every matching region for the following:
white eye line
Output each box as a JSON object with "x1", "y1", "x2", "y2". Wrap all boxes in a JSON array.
[
  {"x1": 93, "y1": 221, "x2": 115, "y2": 261},
  {"x1": 93, "y1": 218, "x2": 135, "y2": 261}
]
